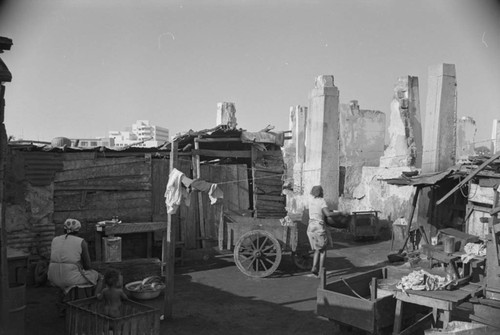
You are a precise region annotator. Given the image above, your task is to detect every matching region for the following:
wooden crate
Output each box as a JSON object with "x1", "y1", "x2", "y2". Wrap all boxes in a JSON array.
[
  {"x1": 66, "y1": 297, "x2": 160, "y2": 335},
  {"x1": 317, "y1": 266, "x2": 415, "y2": 334}
]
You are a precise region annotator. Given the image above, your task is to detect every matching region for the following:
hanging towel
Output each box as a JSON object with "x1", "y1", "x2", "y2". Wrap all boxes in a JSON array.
[{"x1": 165, "y1": 168, "x2": 185, "y2": 214}]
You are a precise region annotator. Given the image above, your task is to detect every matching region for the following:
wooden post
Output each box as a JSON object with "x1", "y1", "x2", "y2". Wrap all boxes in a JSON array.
[
  {"x1": 0, "y1": 87, "x2": 10, "y2": 334},
  {"x1": 370, "y1": 277, "x2": 377, "y2": 301},
  {"x1": 162, "y1": 140, "x2": 178, "y2": 320},
  {"x1": 398, "y1": 186, "x2": 421, "y2": 254},
  {"x1": 193, "y1": 138, "x2": 206, "y2": 248}
]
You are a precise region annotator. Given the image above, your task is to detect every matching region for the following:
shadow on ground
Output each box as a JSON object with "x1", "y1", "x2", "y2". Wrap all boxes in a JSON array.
[{"x1": 24, "y1": 237, "x2": 396, "y2": 335}]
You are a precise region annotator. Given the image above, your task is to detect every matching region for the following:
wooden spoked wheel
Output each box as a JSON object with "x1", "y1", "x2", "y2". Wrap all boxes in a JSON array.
[{"x1": 233, "y1": 230, "x2": 282, "y2": 278}]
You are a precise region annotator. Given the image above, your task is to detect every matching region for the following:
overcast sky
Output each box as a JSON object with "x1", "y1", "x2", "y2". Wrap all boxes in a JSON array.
[{"x1": 0, "y1": 0, "x2": 499, "y2": 146}]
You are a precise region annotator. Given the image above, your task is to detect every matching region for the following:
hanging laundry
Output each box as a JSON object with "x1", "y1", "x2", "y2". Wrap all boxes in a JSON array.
[
  {"x1": 165, "y1": 168, "x2": 189, "y2": 214},
  {"x1": 190, "y1": 179, "x2": 224, "y2": 204},
  {"x1": 208, "y1": 184, "x2": 224, "y2": 205}
]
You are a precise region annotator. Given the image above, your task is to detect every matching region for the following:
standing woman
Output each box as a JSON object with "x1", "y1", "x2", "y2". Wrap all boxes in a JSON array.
[
  {"x1": 48, "y1": 219, "x2": 100, "y2": 311},
  {"x1": 307, "y1": 185, "x2": 340, "y2": 277}
]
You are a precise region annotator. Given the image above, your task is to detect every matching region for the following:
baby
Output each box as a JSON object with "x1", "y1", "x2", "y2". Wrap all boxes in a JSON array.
[{"x1": 96, "y1": 269, "x2": 128, "y2": 318}]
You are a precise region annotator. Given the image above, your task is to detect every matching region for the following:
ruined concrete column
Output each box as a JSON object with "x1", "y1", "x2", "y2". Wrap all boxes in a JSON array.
[
  {"x1": 216, "y1": 102, "x2": 237, "y2": 129},
  {"x1": 492, "y1": 119, "x2": 500, "y2": 154},
  {"x1": 380, "y1": 76, "x2": 422, "y2": 168},
  {"x1": 418, "y1": 64, "x2": 457, "y2": 238},
  {"x1": 284, "y1": 105, "x2": 308, "y2": 193},
  {"x1": 456, "y1": 116, "x2": 477, "y2": 162},
  {"x1": 304, "y1": 75, "x2": 340, "y2": 207},
  {"x1": 421, "y1": 64, "x2": 457, "y2": 173}
]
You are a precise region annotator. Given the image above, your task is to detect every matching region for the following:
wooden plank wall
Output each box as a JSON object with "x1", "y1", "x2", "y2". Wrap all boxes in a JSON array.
[
  {"x1": 151, "y1": 156, "x2": 198, "y2": 249},
  {"x1": 200, "y1": 164, "x2": 250, "y2": 248},
  {"x1": 53, "y1": 154, "x2": 154, "y2": 251},
  {"x1": 252, "y1": 148, "x2": 286, "y2": 218}
]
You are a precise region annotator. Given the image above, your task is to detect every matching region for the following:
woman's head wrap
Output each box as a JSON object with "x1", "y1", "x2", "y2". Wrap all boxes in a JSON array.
[
  {"x1": 64, "y1": 218, "x2": 81, "y2": 233},
  {"x1": 310, "y1": 185, "x2": 324, "y2": 198}
]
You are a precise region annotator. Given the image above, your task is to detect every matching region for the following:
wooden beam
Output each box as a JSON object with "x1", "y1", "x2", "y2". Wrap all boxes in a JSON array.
[
  {"x1": 163, "y1": 140, "x2": 178, "y2": 320},
  {"x1": 436, "y1": 151, "x2": 500, "y2": 205},
  {"x1": 194, "y1": 139, "x2": 206, "y2": 249},
  {"x1": 191, "y1": 149, "x2": 251, "y2": 158},
  {"x1": 0, "y1": 122, "x2": 9, "y2": 333},
  {"x1": 55, "y1": 185, "x2": 152, "y2": 191},
  {"x1": 196, "y1": 137, "x2": 241, "y2": 143}
]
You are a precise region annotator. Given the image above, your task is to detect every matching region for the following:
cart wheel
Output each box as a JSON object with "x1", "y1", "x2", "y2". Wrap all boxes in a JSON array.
[
  {"x1": 233, "y1": 230, "x2": 282, "y2": 278},
  {"x1": 291, "y1": 249, "x2": 313, "y2": 271}
]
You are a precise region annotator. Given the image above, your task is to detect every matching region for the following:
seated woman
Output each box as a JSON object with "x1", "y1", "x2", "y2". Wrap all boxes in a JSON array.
[{"x1": 48, "y1": 218, "x2": 100, "y2": 312}]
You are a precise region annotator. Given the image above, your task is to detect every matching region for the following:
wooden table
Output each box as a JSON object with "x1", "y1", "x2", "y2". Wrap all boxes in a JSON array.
[
  {"x1": 422, "y1": 244, "x2": 486, "y2": 281},
  {"x1": 392, "y1": 284, "x2": 482, "y2": 334},
  {"x1": 94, "y1": 221, "x2": 166, "y2": 261}
]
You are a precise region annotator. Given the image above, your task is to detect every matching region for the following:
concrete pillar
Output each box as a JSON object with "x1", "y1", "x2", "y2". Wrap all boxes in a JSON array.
[
  {"x1": 285, "y1": 105, "x2": 308, "y2": 194},
  {"x1": 304, "y1": 75, "x2": 340, "y2": 207},
  {"x1": 456, "y1": 116, "x2": 477, "y2": 162},
  {"x1": 421, "y1": 64, "x2": 457, "y2": 173},
  {"x1": 216, "y1": 102, "x2": 237, "y2": 129},
  {"x1": 418, "y1": 64, "x2": 457, "y2": 238},
  {"x1": 380, "y1": 76, "x2": 422, "y2": 168},
  {"x1": 340, "y1": 100, "x2": 385, "y2": 167},
  {"x1": 492, "y1": 119, "x2": 500, "y2": 154}
]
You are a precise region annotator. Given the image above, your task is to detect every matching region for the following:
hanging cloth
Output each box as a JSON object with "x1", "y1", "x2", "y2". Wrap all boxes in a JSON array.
[
  {"x1": 190, "y1": 179, "x2": 224, "y2": 204},
  {"x1": 165, "y1": 168, "x2": 186, "y2": 214}
]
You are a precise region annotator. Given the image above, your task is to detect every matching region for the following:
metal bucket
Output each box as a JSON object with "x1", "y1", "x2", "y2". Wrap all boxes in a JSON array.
[{"x1": 7, "y1": 283, "x2": 26, "y2": 335}]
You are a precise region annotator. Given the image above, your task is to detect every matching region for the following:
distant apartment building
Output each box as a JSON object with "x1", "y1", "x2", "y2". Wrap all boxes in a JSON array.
[
  {"x1": 109, "y1": 120, "x2": 169, "y2": 148},
  {"x1": 72, "y1": 137, "x2": 115, "y2": 148}
]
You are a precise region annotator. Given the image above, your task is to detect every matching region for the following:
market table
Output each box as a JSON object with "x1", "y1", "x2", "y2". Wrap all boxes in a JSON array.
[
  {"x1": 392, "y1": 283, "x2": 483, "y2": 334},
  {"x1": 94, "y1": 221, "x2": 166, "y2": 261},
  {"x1": 421, "y1": 243, "x2": 486, "y2": 281}
]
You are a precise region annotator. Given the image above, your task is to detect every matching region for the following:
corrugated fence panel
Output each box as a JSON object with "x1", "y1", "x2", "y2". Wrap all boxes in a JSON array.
[
  {"x1": 7, "y1": 221, "x2": 55, "y2": 255},
  {"x1": 21, "y1": 151, "x2": 64, "y2": 186}
]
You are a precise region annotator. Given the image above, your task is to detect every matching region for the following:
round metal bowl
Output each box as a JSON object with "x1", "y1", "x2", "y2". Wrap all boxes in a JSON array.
[{"x1": 124, "y1": 281, "x2": 164, "y2": 300}]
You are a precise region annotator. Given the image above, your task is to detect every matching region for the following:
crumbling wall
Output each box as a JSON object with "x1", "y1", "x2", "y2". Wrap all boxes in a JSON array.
[
  {"x1": 456, "y1": 116, "x2": 477, "y2": 162},
  {"x1": 340, "y1": 100, "x2": 385, "y2": 167},
  {"x1": 340, "y1": 100, "x2": 385, "y2": 198},
  {"x1": 380, "y1": 76, "x2": 422, "y2": 168},
  {"x1": 339, "y1": 167, "x2": 414, "y2": 224}
]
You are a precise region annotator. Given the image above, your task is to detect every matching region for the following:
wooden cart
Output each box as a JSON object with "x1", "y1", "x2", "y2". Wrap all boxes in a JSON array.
[{"x1": 224, "y1": 215, "x2": 299, "y2": 277}]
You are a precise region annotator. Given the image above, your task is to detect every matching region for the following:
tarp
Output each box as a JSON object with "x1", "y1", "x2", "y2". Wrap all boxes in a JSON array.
[{"x1": 241, "y1": 131, "x2": 285, "y2": 146}]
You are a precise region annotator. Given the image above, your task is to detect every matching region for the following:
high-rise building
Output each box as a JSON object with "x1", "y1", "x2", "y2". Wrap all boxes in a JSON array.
[{"x1": 109, "y1": 120, "x2": 169, "y2": 148}]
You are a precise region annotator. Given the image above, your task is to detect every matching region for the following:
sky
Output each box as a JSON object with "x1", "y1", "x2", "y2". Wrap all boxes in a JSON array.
[{"x1": 0, "y1": 0, "x2": 499, "y2": 147}]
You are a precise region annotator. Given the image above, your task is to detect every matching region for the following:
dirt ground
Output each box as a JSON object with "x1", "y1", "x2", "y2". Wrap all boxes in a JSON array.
[{"x1": 22, "y1": 234, "x2": 402, "y2": 335}]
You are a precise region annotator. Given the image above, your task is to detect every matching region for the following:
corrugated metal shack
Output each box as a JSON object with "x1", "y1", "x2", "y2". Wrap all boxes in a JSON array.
[{"x1": 4, "y1": 125, "x2": 287, "y2": 265}]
